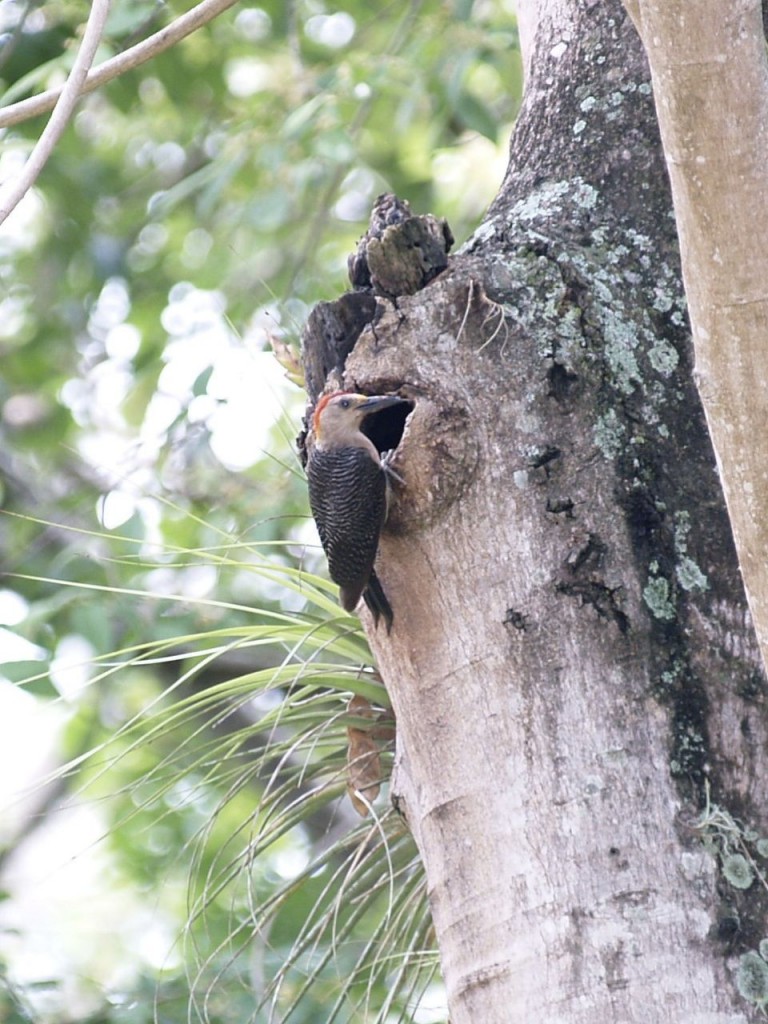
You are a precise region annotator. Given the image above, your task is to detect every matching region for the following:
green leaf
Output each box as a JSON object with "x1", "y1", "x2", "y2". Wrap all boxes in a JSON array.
[
  {"x1": 455, "y1": 89, "x2": 498, "y2": 140},
  {"x1": 2, "y1": 661, "x2": 56, "y2": 697}
]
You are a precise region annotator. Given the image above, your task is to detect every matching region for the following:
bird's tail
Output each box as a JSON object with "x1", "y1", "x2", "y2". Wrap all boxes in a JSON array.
[{"x1": 363, "y1": 571, "x2": 394, "y2": 634}]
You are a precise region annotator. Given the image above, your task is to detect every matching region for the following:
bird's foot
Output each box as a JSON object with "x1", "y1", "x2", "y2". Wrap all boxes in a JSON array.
[{"x1": 381, "y1": 449, "x2": 404, "y2": 486}]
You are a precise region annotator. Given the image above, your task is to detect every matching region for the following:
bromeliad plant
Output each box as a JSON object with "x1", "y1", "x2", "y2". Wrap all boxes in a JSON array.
[{"x1": 4, "y1": 516, "x2": 439, "y2": 1024}]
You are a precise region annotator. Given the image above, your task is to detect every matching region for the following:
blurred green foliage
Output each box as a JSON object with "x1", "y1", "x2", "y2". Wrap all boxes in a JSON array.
[{"x1": 0, "y1": 0, "x2": 520, "y2": 1019}]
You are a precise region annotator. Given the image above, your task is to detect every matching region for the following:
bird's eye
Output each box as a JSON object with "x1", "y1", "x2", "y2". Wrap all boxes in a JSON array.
[{"x1": 340, "y1": 398, "x2": 350, "y2": 409}]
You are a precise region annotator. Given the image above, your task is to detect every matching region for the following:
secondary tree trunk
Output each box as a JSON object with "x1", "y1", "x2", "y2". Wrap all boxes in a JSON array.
[
  {"x1": 624, "y1": 0, "x2": 768, "y2": 675},
  {"x1": 304, "y1": 0, "x2": 768, "y2": 1020}
]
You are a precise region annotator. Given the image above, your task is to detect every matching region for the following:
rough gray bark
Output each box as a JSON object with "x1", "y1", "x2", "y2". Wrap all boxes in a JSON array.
[{"x1": 302, "y1": 0, "x2": 768, "y2": 1020}]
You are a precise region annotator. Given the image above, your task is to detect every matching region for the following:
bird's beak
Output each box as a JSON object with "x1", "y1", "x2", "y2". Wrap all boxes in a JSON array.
[{"x1": 357, "y1": 394, "x2": 408, "y2": 413}]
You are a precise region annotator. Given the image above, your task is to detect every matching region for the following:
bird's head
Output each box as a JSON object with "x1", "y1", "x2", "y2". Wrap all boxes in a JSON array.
[{"x1": 312, "y1": 392, "x2": 407, "y2": 447}]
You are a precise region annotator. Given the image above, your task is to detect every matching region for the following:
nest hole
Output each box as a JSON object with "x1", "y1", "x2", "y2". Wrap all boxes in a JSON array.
[{"x1": 361, "y1": 399, "x2": 414, "y2": 455}]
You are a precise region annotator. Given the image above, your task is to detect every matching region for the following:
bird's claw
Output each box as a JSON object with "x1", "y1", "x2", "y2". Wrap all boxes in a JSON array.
[{"x1": 381, "y1": 449, "x2": 404, "y2": 486}]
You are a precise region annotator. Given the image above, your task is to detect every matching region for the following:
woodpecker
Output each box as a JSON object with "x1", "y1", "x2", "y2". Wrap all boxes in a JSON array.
[{"x1": 307, "y1": 391, "x2": 407, "y2": 632}]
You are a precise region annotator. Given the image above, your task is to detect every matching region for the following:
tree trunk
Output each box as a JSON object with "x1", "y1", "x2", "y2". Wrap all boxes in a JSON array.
[
  {"x1": 624, "y1": 0, "x2": 768, "y2": 675},
  {"x1": 304, "y1": 0, "x2": 768, "y2": 1020}
]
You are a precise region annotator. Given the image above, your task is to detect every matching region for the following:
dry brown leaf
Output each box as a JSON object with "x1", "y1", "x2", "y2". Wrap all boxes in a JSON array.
[{"x1": 346, "y1": 695, "x2": 382, "y2": 816}]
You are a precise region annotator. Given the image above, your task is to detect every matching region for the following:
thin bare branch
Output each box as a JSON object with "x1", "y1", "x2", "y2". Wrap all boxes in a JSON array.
[
  {"x1": 0, "y1": 0, "x2": 112, "y2": 225},
  {"x1": 0, "y1": 0, "x2": 241, "y2": 130}
]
